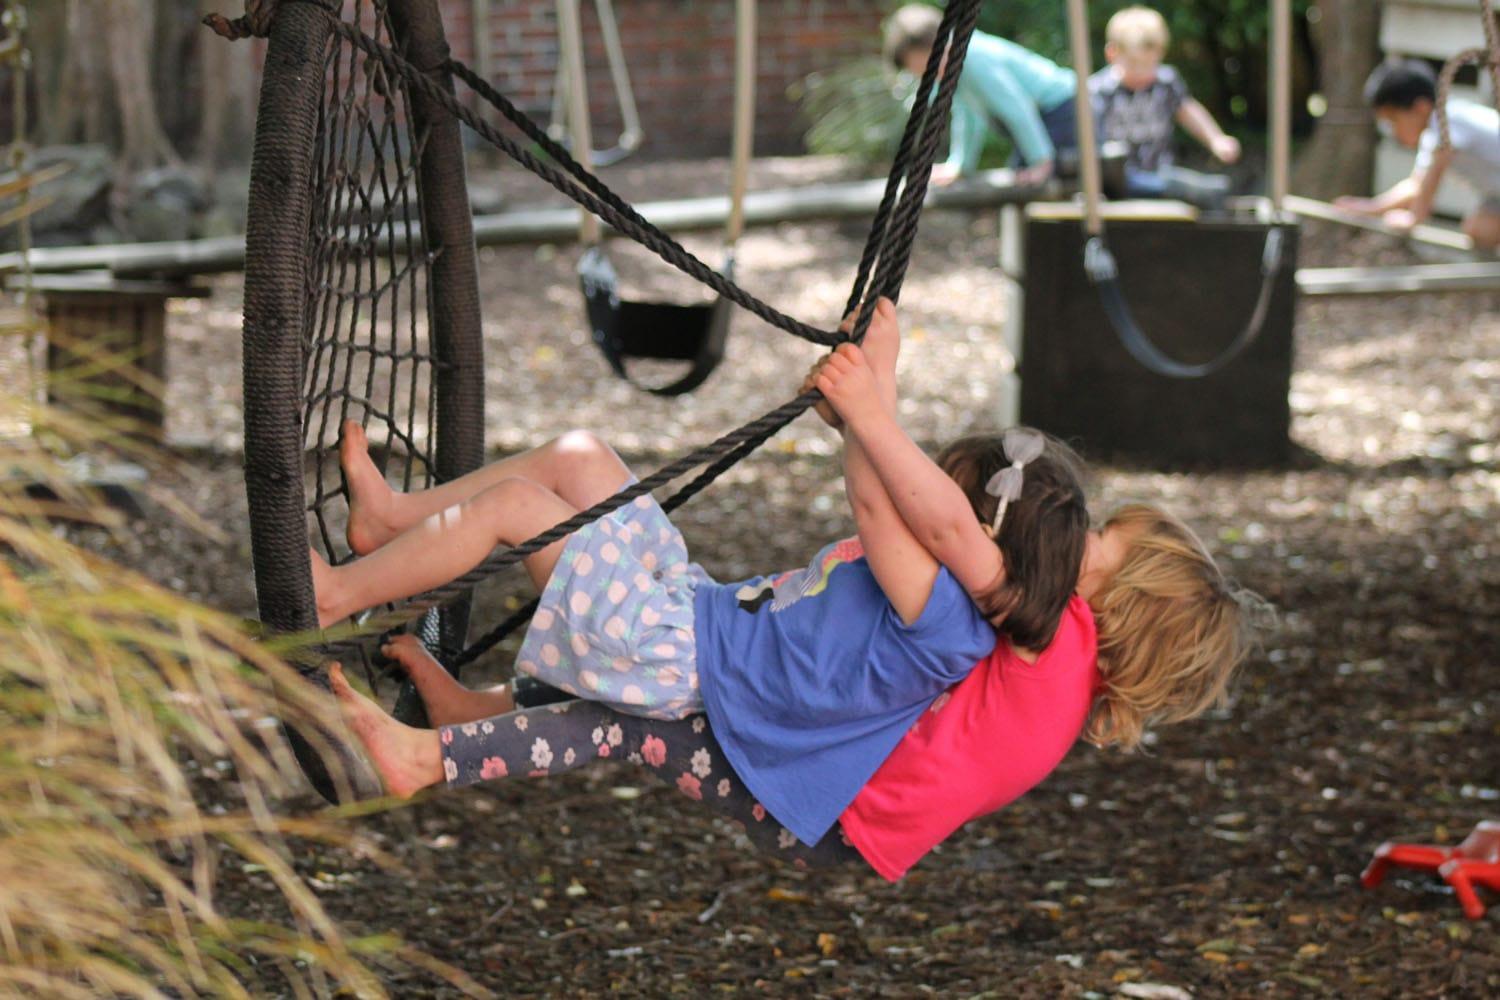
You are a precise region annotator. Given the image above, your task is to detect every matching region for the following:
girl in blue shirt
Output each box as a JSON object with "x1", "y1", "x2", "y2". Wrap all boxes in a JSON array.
[
  {"x1": 313, "y1": 298, "x2": 1096, "y2": 850},
  {"x1": 883, "y1": 4, "x2": 1078, "y2": 187}
]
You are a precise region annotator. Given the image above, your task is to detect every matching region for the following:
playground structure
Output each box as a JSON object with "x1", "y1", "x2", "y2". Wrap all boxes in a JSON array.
[
  {"x1": 220, "y1": 0, "x2": 989, "y2": 799},
  {"x1": 0, "y1": 0, "x2": 1486, "y2": 959}
]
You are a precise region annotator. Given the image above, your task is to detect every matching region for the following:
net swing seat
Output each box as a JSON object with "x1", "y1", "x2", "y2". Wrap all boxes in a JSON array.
[{"x1": 219, "y1": 0, "x2": 986, "y2": 802}]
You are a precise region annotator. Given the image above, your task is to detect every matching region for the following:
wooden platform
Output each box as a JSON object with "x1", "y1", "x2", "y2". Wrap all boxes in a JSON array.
[{"x1": 1297, "y1": 261, "x2": 1500, "y2": 296}]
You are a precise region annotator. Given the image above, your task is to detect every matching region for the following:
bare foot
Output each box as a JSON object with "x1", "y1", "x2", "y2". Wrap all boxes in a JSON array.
[
  {"x1": 340, "y1": 421, "x2": 398, "y2": 555},
  {"x1": 328, "y1": 662, "x2": 445, "y2": 798},
  {"x1": 383, "y1": 634, "x2": 515, "y2": 726}
]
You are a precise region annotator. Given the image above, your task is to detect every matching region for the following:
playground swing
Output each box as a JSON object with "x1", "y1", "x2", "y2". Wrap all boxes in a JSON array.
[
  {"x1": 560, "y1": 0, "x2": 757, "y2": 396},
  {"x1": 1014, "y1": 0, "x2": 1299, "y2": 467},
  {"x1": 224, "y1": 0, "x2": 981, "y2": 802},
  {"x1": 1064, "y1": 0, "x2": 1293, "y2": 381},
  {"x1": 547, "y1": 0, "x2": 643, "y2": 168}
]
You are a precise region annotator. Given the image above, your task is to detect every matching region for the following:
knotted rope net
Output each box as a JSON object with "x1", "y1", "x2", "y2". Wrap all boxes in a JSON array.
[{"x1": 218, "y1": 0, "x2": 981, "y2": 696}]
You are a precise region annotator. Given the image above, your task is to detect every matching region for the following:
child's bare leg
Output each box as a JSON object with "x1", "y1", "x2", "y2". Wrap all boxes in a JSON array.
[
  {"x1": 1462, "y1": 206, "x2": 1500, "y2": 251},
  {"x1": 342, "y1": 422, "x2": 632, "y2": 554},
  {"x1": 314, "y1": 476, "x2": 577, "y2": 628},
  {"x1": 381, "y1": 634, "x2": 515, "y2": 726},
  {"x1": 328, "y1": 662, "x2": 445, "y2": 798}
]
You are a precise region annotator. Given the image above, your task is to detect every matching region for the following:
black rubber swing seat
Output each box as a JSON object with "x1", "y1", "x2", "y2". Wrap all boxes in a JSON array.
[{"x1": 580, "y1": 248, "x2": 732, "y2": 397}]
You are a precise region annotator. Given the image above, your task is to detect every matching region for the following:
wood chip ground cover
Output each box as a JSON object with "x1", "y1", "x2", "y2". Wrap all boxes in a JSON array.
[{"x1": 80, "y1": 158, "x2": 1499, "y2": 996}]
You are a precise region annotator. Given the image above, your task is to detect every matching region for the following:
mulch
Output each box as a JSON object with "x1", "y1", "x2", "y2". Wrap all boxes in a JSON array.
[{"x1": 79, "y1": 156, "x2": 1500, "y2": 997}]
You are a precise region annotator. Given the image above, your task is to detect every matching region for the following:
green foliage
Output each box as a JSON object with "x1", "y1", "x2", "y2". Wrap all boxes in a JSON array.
[
  {"x1": 800, "y1": 1, "x2": 1316, "y2": 163},
  {"x1": 792, "y1": 57, "x2": 913, "y2": 161},
  {"x1": 0, "y1": 397, "x2": 491, "y2": 997}
]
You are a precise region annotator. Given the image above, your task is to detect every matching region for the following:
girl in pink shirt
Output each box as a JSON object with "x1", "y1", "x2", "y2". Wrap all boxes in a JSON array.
[
  {"x1": 322, "y1": 302, "x2": 1247, "y2": 874},
  {"x1": 821, "y1": 341, "x2": 1249, "y2": 879}
]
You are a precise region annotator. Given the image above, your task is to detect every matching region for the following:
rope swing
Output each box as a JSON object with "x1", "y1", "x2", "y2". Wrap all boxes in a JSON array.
[{"x1": 212, "y1": 0, "x2": 985, "y2": 693}]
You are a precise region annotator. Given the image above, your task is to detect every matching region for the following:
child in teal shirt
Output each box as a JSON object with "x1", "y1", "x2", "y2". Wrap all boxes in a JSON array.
[{"x1": 883, "y1": 4, "x2": 1077, "y2": 186}]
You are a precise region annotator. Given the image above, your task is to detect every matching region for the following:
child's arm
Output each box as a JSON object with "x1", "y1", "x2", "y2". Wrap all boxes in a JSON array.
[
  {"x1": 971, "y1": 64, "x2": 1056, "y2": 174},
  {"x1": 1335, "y1": 175, "x2": 1421, "y2": 215},
  {"x1": 817, "y1": 346, "x2": 1004, "y2": 602},
  {"x1": 1385, "y1": 152, "x2": 1451, "y2": 228},
  {"x1": 843, "y1": 422, "x2": 941, "y2": 627},
  {"x1": 934, "y1": 102, "x2": 984, "y2": 185},
  {"x1": 1175, "y1": 98, "x2": 1240, "y2": 164},
  {"x1": 807, "y1": 320, "x2": 940, "y2": 625}
]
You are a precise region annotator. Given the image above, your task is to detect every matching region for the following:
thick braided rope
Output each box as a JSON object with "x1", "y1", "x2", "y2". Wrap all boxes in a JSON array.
[
  {"x1": 842, "y1": 0, "x2": 978, "y2": 336},
  {"x1": 327, "y1": 18, "x2": 841, "y2": 347},
  {"x1": 439, "y1": 4, "x2": 980, "y2": 667},
  {"x1": 312, "y1": 6, "x2": 978, "y2": 666},
  {"x1": 1437, "y1": 0, "x2": 1500, "y2": 149}
]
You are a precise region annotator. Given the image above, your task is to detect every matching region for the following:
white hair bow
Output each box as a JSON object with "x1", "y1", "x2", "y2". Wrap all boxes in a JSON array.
[{"x1": 983, "y1": 427, "x2": 1045, "y2": 536}]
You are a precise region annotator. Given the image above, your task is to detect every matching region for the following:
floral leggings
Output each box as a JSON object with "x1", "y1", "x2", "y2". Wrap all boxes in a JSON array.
[{"x1": 439, "y1": 698, "x2": 863, "y2": 870}]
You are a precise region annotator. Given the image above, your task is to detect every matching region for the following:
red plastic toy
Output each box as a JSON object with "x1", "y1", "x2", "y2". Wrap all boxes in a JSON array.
[{"x1": 1361, "y1": 820, "x2": 1500, "y2": 920}]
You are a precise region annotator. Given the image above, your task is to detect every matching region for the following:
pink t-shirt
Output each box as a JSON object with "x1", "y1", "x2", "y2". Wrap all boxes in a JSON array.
[{"x1": 840, "y1": 595, "x2": 1101, "y2": 881}]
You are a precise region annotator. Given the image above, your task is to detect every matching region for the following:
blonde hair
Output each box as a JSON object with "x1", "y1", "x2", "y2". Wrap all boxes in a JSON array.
[
  {"x1": 1085, "y1": 504, "x2": 1250, "y2": 750},
  {"x1": 1106, "y1": 6, "x2": 1170, "y2": 55},
  {"x1": 883, "y1": 4, "x2": 942, "y2": 70}
]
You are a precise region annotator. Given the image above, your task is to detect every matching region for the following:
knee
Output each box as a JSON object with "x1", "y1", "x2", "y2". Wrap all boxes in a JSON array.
[
  {"x1": 1463, "y1": 212, "x2": 1500, "y2": 248},
  {"x1": 550, "y1": 430, "x2": 627, "y2": 478},
  {"x1": 551, "y1": 429, "x2": 615, "y2": 463}
]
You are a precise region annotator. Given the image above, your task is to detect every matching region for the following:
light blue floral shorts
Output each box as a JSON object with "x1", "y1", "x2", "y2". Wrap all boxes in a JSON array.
[{"x1": 515, "y1": 491, "x2": 710, "y2": 720}]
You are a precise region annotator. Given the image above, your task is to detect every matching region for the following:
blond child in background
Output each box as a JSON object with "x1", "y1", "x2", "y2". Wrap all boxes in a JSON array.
[{"x1": 1089, "y1": 5, "x2": 1240, "y2": 207}]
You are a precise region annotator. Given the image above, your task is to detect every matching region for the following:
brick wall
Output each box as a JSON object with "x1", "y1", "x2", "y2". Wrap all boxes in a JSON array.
[{"x1": 441, "y1": 0, "x2": 886, "y2": 157}]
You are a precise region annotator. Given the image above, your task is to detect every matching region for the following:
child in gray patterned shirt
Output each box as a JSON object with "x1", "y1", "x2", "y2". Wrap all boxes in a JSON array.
[{"x1": 1088, "y1": 5, "x2": 1239, "y2": 207}]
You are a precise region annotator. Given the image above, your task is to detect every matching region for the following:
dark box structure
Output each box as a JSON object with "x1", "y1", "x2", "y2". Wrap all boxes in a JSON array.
[{"x1": 1019, "y1": 212, "x2": 1299, "y2": 468}]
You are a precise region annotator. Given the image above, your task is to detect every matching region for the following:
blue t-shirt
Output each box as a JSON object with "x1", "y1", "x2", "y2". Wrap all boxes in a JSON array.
[{"x1": 693, "y1": 538, "x2": 996, "y2": 846}]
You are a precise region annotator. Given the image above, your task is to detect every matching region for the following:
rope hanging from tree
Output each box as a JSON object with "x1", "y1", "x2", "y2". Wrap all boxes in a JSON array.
[{"x1": 211, "y1": 0, "x2": 984, "y2": 671}]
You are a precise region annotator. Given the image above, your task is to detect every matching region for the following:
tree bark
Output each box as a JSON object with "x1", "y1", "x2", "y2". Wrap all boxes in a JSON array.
[
  {"x1": 194, "y1": 0, "x2": 256, "y2": 169},
  {"x1": 100, "y1": 0, "x2": 182, "y2": 170},
  {"x1": 1292, "y1": 0, "x2": 1381, "y2": 199},
  {"x1": 33, "y1": 0, "x2": 112, "y2": 146}
]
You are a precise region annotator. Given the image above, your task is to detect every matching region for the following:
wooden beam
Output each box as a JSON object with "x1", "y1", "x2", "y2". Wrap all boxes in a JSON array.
[
  {"x1": 0, "y1": 168, "x2": 1051, "y2": 279},
  {"x1": 1283, "y1": 194, "x2": 1476, "y2": 253},
  {"x1": 1026, "y1": 199, "x2": 1199, "y2": 223},
  {"x1": 1297, "y1": 261, "x2": 1500, "y2": 296}
]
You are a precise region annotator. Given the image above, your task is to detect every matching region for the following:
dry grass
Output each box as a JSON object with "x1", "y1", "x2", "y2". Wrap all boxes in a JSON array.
[{"x1": 0, "y1": 395, "x2": 491, "y2": 998}]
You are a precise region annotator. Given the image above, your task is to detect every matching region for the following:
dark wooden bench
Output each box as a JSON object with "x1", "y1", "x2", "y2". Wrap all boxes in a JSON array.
[{"x1": 22, "y1": 272, "x2": 211, "y2": 444}]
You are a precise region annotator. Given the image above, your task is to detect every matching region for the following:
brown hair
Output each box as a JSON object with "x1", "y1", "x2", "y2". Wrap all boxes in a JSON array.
[
  {"x1": 937, "y1": 431, "x2": 1090, "y2": 651},
  {"x1": 1085, "y1": 504, "x2": 1252, "y2": 750},
  {"x1": 883, "y1": 3, "x2": 942, "y2": 70}
]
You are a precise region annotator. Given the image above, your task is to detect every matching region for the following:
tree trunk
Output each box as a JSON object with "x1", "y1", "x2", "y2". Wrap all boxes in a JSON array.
[
  {"x1": 100, "y1": 0, "x2": 182, "y2": 170},
  {"x1": 194, "y1": 0, "x2": 256, "y2": 169},
  {"x1": 1292, "y1": 0, "x2": 1381, "y2": 198},
  {"x1": 33, "y1": 0, "x2": 112, "y2": 146}
]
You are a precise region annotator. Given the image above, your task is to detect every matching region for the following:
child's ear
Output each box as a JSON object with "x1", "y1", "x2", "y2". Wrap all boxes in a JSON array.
[{"x1": 1104, "y1": 41, "x2": 1120, "y2": 62}]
